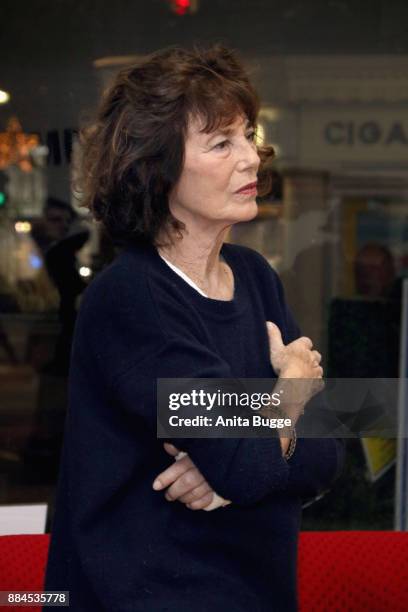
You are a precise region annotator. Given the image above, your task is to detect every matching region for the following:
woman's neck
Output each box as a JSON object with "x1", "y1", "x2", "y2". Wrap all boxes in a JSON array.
[{"x1": 156, "y1": 229, "x2": 233, "y2": 299}]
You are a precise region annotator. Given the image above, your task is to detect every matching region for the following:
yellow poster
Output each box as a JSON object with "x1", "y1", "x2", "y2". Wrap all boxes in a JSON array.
[{"x1": 361, "y1": 437, "x2": 396, "y2": 482}]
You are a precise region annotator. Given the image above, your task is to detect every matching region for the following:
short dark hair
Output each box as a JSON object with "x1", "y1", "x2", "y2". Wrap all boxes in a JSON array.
[{"x1": 77, "y1": 43, "x2": 275, "y2": 247}]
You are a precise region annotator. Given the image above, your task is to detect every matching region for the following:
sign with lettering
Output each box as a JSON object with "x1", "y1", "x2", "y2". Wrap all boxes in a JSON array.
[
  {"x1": 324, "y1": 121, "x2": 408, "y2": 146},
  {"x1": 298, "y1": 109, "x2": 408, "y2": 166}
]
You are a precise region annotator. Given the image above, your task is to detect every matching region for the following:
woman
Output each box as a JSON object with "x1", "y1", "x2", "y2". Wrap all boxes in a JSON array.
[{"x1": 45, "y1": 44, "x2": 345, "y2": 611}]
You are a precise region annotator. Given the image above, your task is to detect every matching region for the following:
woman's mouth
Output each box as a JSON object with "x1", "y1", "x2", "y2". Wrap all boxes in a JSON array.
[
  {"x1": 236, "y1": 185, "x2": 258, "y2": 196},
  {"x1": 235, "y1": 182, "x2": 258, "y2": 196}
]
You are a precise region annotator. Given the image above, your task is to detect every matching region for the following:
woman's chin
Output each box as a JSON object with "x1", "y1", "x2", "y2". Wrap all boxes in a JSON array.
[
  {"x1": 234, "y1": 199, "x2": 259, "y2": 222},
  {"x1": 213, "y1": 199, "x2": 259, "y2": 225}
]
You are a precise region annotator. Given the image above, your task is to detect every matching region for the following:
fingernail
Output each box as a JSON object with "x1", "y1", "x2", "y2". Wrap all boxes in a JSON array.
[{"x1": 152, "y1": 479, "x2": 163, "y2": 490}]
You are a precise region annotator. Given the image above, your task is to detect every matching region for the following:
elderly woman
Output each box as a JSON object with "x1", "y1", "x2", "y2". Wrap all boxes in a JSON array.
[{"x1": 45, "y1": 44, "x2": 345, "y2": 611}]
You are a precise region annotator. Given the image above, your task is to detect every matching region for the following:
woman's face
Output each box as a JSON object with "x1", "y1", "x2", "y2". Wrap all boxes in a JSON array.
[{"x1": 168, "y1": 113, "x2": 261, "y2": 231}]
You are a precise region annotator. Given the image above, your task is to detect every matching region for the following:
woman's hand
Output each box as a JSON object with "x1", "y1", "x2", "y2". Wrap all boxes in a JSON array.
[
  {"x1": 265, "y1": 321, "x2": 324, "y2": 450},
  {"x1": 266, "y1": 321, "x2": 323, "y2": 379},
  {"x1": 153, "y1": 443, "x2": 230, "y2": 510}
]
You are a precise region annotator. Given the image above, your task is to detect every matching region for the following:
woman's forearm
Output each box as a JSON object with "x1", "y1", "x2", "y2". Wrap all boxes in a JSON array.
[
  {"x1": 279, "y1": 436, "x2": 292, "y2": 456},
  {"x1": 259, "y1": 376, "x2": 309, "y2": 457}
]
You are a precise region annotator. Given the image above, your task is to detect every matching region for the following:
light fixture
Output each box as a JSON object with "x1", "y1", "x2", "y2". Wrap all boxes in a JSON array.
[
  {"x1": 0, "y1": 90, "x2": 10, "y2": 104},
  {"x1": 169, "y1": 0, "x2": 199, "y2": 15},
  {"x1": 15, "y1": 221, "x2": 32, "y2": 233},
  {"x1": 29, "y1": 254, "x2": 42, "y2": 270},
  {"x1": 79, "y1": 266, "x2": 92, "y2": 278},
  {"x1": 0, "y1": 117, "x2": 40, "y2": 172}
]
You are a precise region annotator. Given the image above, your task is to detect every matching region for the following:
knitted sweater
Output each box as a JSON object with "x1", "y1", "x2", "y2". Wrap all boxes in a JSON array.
[{"x1": 44, "y1": 241, "x2": 345, "y2": 612}]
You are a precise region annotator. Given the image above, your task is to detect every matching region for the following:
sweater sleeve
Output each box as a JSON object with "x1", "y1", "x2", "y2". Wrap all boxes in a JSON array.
[
  {"x1": 279, "y1": 286, "x2": 346, "y2": 499},
  {"x1": 276, "y1": 275, "x2": 346, "y2": 498},
  {"x1": 113, "y1": 337, "x2": 346, "y2": 505},
  {"x1": 111, "y1": 335, "x2": 291, "y2": 506},
  {"x1": 74, "y1": 271, "x2": 292, "y2": 506},
  {"x1": 285, "y1": 436, "x2": 346, "y2": 500},
  {"x1": 248, "y1": 250, "x2": 346, "y2": 499}
]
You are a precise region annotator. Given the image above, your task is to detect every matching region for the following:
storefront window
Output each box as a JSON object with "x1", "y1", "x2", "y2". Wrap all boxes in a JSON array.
[{"x1": 1, "y1": 1, "x2": 407, "y2": 534}]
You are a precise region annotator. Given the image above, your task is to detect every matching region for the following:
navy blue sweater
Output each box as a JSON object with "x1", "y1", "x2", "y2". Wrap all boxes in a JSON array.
[{"x1": 45, "y1": 242, "x2": 345, "y2": 611}]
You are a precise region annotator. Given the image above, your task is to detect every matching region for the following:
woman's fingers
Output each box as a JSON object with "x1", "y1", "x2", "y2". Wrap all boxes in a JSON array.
[
  {"x1": 163, "y1": 442, "x2": 180, "y2": 456},
  {"x1": 266, "y1": 321, "x2": 285, "y2": 354},
  {"x1": 311, "y1": 350, "x2": 322, "y2": 365},
  {"x1": 154, "y1": 449, "x2": 230, "y2": 511},
  {"x1": 297, "y1": 336, "x2": 313, "y2": 350},
  {"x1": 165, "y1": 467, "x2": 205, "y2": 501},
  {"x1": 152, "y1": 455, "x2": 194, "y2": 491},
  {"x1": 187, "y1": 491, "x2": 215, "y2": 510},
  {"x1": 177, "y1": 481, "x2": 213, "y2": 504}
]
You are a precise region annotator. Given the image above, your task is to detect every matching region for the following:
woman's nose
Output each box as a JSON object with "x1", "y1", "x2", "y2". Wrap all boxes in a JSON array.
[{"x1": 237, "y1": 139, "x2": 260, "y2": 170}]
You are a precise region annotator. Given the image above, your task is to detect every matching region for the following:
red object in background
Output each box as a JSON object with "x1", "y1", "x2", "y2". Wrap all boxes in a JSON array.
[
  {"x1": 1, "y1": 531, "x2": 408, "y2": 611},
  {"x1": 0, "y1": 535, "x2": 50, "y2": 612},
  {"x1": 298, "y1": 531, "x2": 408, "y2": 611},
  {"x1": 171, "y1": 0, "x2": 191, "y2": 16}
]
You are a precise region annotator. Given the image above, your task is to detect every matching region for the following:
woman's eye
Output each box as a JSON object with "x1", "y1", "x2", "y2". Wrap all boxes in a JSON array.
[
  {"x1": 213, "y1": 132, "x2": 256, "y2": 150},
  {"x1": 214, "y1": 140, "x2": 229, "y2": 150}
]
